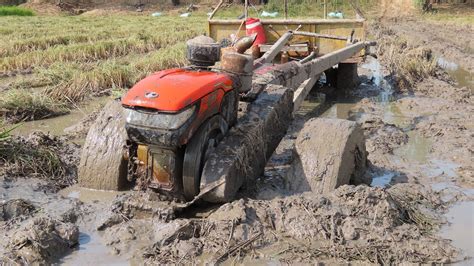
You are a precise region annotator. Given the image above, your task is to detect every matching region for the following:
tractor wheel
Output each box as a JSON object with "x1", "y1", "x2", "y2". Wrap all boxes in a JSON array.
[
  {"x1": 336, "y1": 62, "x2": 359, "y2": 90},
  {"x1": 78, "y1": 100, "x2": 129, "y2": 191},
  {"x1": 286, "y1": 118, "x2": 369, "y2": 194},
  {"x1": 182, "y1": 115, "x2": 228, "y2": 201}
]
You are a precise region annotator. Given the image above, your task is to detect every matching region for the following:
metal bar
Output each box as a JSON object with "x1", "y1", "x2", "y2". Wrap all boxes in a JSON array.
[
  {"x1": 294, "y1": 30, "x2": 349, "y2": 41},
  {"x1": 293, "y1": 75, "x2": 319, "y2": 114},
  {"x1": 208, "y1": 0, "x2": 224, "y2": 20},
  {"x1": 255, "y1": 31, "x2": 294, "y2": 65},
  {"x1": 284, "y1": 0, "x2": 288, "y2": 19},
  {"x1": 247, "y1": 41, "x2": 370, "y2": 100},
  {"x1": 302, "y1": 41, "x2": 369, "y2": 77},
  {"x1": 244, "y1": 0, "x2": 248, "y2": 19},
  {"x1": 208, "y1": 19, "x2": 365, "y2": 25},
  {"x1": 299, "y1": 51, "x2": 317, "y2": 64},
  {"x1": 324, "y1": 0, "x2": 327, "y2": 19}
]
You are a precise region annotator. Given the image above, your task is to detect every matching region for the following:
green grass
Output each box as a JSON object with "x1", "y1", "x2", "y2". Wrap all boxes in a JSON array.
[{"x1": 0, "y1": 6, "x2": 34, "y2": 16}]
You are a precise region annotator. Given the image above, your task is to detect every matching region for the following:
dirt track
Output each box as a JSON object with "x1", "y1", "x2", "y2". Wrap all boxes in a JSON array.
[
  {"x1": 381, "y1": 16, "x2": 473, "y2": 73},
  {"x1": 1, "y1": 10, "x2": 473, "y2": 265}
]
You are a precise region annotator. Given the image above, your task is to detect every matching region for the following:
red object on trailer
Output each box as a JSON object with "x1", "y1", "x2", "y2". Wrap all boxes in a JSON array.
[{"x1": 245, "y1": 18, "x2": 266, "y2": 46}]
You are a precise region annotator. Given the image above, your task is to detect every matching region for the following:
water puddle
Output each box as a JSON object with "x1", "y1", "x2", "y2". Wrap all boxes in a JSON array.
[
  {"x1": 437, "y1": 57, "x2": 473, "y2": 89},
  {"x1": 295, "y1": 92, "x2": 326, "y2": 117},
  {"x1": 59, "y1": 185, "x2": 124, "y2": 204},
  {"x1": 321, "y1": 102, "x2": 357, "y2": 120},
  {"x1": 61, "y1": 230, "x2": 128, "y2": 265},
  {"x1": 12, "y1": 96, "x2": 108, "y2": 136},
  {"x1": 59, "y1": 185, "x2": 129, "y2": 265},
  {"x1": 439, "y1": 201, "x2": 474, "y2": 265},
  {"x1": 427, "y1": 159, "x2": 459, "y2": 179},
  {"x1": 394, "y1": 131, "x2": 431, "y2": 163},
  {"x1": 371, "y1": 172, "x2": 395, "y2": 187}
]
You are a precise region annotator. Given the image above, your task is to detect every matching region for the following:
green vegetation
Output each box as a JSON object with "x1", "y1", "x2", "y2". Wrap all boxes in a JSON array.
[
  {"x1": 0, "y1": 15, "x2": 205, "y2": 122},
  {"x1": 0, "y1": 121, "x2": 17, "y2": 141},
  {"x1": 0, "y1": 6, "x2": 34, "y2": 16}
]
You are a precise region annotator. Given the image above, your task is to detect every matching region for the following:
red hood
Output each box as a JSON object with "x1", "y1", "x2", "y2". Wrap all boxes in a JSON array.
[{"x1": 122, "y1": 69, "x2": 232, "y2": 112}]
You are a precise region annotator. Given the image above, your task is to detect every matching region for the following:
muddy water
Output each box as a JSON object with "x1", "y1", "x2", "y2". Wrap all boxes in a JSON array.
[
  {"x1": 439, "y1": 201, "x2": 474, "y2": 265},
  {"x1": 360, "y1": 57, "x2": 474, "y2": 263},
  {"x1": 58, "y1": 186, "x2": 130, "y2": 265},
  {"x1": 59, "y1": 185, "x2": 125, "y2": 203},
  {"x1": 61, "y1": 230, "x2": 128, "y2": 266},
  {"x1": 315, "y1": 57, "x2": 474, "y2": 264},
  {"x1": 12, "y1": 96, "x2": 108, "y2": 137},
  {"x1": 437, "y1": 57, "x2": 473, "y2": 89}
]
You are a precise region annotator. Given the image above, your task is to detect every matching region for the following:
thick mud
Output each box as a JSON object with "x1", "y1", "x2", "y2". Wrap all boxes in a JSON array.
[{"x1": 1, "y1": 15, "x2": 473, "y2": 265}]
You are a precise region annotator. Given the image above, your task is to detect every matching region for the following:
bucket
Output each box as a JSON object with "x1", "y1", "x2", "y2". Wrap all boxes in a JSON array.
[{"x1": 245, "y1": 18, "x2": 266, "y2": 47}]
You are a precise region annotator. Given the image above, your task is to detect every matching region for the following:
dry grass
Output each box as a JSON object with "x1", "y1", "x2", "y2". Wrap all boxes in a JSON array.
[
  {"x1": 372, "y1": 24, "x2": 438, "y2": 92},
  {"x1": 422, "y1": 4, "x2": 474, "y2": 26},
  {"x1": 0, "y1": 89, "x2": 68, "y2": 123},
  {"x1": 0, "y1": 133, "x2": 77, "y2": 189},
  {"x1": 0, "y1": 15, "x2": 205, "y2": 121}
]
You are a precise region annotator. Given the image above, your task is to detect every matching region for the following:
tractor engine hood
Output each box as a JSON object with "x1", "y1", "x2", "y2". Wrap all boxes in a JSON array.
[{"x1": 122, "y1": 68, "x2": 232, "y2": 112}]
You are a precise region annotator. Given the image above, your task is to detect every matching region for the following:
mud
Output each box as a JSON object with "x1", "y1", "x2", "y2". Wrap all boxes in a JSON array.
[
  {"x1": 96, "y1": 184, "x2": 457, "y2": 265},
  {"x1": 0, "y1": 132, "x2": 80, "y2": 191},
  {"x1": 78, "y1": 100, "x2": 129, "y2": 191},
  {"x1": 1, "y1": 216, "x2": 79, "y2": 264}
]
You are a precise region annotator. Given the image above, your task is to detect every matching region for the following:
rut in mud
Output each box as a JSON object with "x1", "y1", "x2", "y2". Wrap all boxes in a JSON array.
[{"x1": 94, "y1": 183, "x2": 455, "y2": 264}]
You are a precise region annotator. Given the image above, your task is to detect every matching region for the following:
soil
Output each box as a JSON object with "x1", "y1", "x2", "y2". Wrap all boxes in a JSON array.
[{"x1": 1, "y1": 10, "x2": 473, "y2": 265}]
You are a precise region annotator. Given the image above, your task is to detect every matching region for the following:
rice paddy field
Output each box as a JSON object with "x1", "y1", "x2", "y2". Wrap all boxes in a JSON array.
[{"x1": 0, "y1": 15, "x2": 206, "y2": 123}]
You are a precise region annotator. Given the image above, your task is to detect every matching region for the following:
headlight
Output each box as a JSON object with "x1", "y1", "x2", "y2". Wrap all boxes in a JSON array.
[{"x1": 124, "y1": 105, "x2": 196, "y2": 130}]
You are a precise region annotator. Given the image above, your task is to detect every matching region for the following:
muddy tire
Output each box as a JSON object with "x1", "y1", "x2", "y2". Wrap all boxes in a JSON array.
[
  {"x1": 78, "y1": 100, "x2": 129, "y2": 191},
  {"x1": 286, "y1": 118, "x2": 369, "y2": 194},
  {"x1": 182, "y1": 115, "x2": 228, "y2": 201}
]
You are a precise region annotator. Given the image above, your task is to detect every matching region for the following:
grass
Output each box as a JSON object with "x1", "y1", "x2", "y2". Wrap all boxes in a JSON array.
[
  {"x1": 0, "y1": 121, "x2": 18, "y2": 141},
  {"x1": 0, "y1": 133, "x2": 74, "y2": 189},
  {"x1": 421, "y1": 4, "x2": 474, "y2": 26},
  {"x1": 0, "y1": 89, "x2": 68, "y2": 123},
  {"x1": 374, "y1": 24, "x2": 438, "y2": 92},
  {"x1": 0, "y1": 15, "x2": 205, "y2": 122},
  {"x1": 0, "y1": 6, "x2": 34, "y2": 16}
]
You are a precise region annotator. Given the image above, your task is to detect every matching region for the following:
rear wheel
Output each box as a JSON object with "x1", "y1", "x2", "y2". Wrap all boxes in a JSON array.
[{"x1": 182, "y1": 115, "x2": 228, "y2": 201}]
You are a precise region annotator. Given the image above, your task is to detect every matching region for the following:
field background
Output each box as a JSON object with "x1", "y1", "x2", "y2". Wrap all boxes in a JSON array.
[{"x1": 0, "y1": 0, "x2": 471, "y2": 128}]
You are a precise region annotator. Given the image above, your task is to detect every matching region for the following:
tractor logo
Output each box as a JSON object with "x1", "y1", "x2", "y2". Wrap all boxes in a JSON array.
[{"x1": 145, "y1": 92, "x2": 159, "y2": 99}]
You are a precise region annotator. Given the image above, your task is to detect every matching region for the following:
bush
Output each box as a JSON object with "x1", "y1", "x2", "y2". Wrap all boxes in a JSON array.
[{"x1": 0, "y1": 6, "x2": 34, "y2": 16}]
